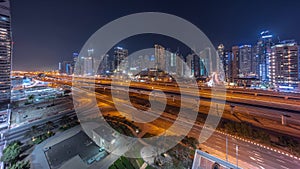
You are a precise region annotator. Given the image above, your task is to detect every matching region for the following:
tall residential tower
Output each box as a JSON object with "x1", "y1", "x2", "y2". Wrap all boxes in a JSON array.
[{"x1": 270, "y1": 40, "x2": 300, "y2": 88}]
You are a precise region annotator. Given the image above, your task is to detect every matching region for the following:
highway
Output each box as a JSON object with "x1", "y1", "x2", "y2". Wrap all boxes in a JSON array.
[
  {"x1": 69, "y1": 77, "x2": 300, "y2": 114},
  {"x1": 72, "y1": 86, "x2": 300, "y2": 169},
  {"x1": 37, "y1": 75, "x2": 300, "y2": 112},
  {"x1": 22, "y1": 75, "x2": 300, "y2": 168},
  {"x1": 91, "y1": 84, "x2": 300, "y2": 139}
]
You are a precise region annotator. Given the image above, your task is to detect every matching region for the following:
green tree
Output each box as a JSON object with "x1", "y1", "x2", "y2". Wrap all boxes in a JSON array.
[
  {"x1": 60, "y1": 115, "x2": 71, "y2": 127},
  {"x1": 182, "y1": 136, "x2": 199, "y2": 149},
  {"x1": 45, "y1": 121, "x2": 54, "y2": 132},
  {"x1": 0, "y1": 142, "x2": 21, "y2": 165},
  {"x1": 28, "y1": 95, "x2": 35, "y2": 103},
  {"x1": 257, "y1": 130, "x2": 270, "y2": 143},
  {"x1": 8, "y1": 160, "x2": 30, "y2": 169},
  {"x1": 224, "y1": 123, "x2": 235, "y2": 134},
  {"x1": 28, "y1": 125, "x2": 40, "y2": 141}
]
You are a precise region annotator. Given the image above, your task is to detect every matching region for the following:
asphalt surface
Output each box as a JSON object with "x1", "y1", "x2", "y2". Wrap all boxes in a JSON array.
[{"x1": 73, "y1": 86, "x2": 300, "y2": 169}]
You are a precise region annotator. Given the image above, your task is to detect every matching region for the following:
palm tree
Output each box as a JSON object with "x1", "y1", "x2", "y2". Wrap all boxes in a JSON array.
[
  {"x1": 29, "y1": 125, "x2": 40, "y2": 141},
  {"x1": 60, "y1": 115, "x2": 71, "y2": 127},
  {"x1": 28, "y1": 95, "x2": 35, "y2": 103},
  {"x1": 45, "y1": 121, "x2": 54, "y2": 132}
]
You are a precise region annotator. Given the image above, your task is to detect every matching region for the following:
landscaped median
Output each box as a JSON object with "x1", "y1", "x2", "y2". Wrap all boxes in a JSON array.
[{"x1": 109, "y1": 156, "x2": 154, "y2": 169}]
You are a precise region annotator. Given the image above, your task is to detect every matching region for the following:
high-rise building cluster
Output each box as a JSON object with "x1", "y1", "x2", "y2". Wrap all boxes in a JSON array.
[
  {"x1": 218, "y1": 31, "x2": 300, "y2": 89},
  {"x1": 59, "y1": 52, "x2": 78, "y2": 75},
  {"x1": 71, "y1": 44, "x2": 218, "y2": 82},
  {"x1": 60, "y1": 31, "x2": 299, "y2": 90}
]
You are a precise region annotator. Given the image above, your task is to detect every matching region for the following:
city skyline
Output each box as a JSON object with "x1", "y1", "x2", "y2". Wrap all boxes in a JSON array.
[
  {"x1": 10, "y1": 0, "x2": 300, "y2": 71},
  {"x1": 1, "y1": 1, "x2": 300, "y2": 169}
]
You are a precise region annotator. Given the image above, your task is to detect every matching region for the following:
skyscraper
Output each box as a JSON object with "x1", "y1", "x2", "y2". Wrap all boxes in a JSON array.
[
  {"x1": 112, "y1": 47, "x2": 128, "y2": 73},
  {"x1": 98, "y1": 54, "x2": 109, "y2": 75},
  {"x1": 61, "y1": 61, "x2": 73, "y2": 75},
  {"x1": 231, "y1": 46, "x2": 239, "y2": 82},
  {"x1": 270, "y1": 40, "x2": 300, "y2": 88},
  {"x1": 223, "y1": 51, "x2": 232, "y2": 82},
  {"x1": 176, "y1": 53, "x2": 184, "y2": 77},
  {"x1": 199, "y1": 48, "x2": 212, "y2": 76},
  {"x1": 251, "y1": 45, "x2": 259, "y2": 76},
  {"x1": 217, "y1": 44, "x2": 225, "y2": 73},
  {"x1": 154, "y1": 44, "x2": 166, "y2": 71},
  {"x1": 256, "y1": 31, "x2": 274, "y2": 82},
  {"x1": 185, "y1": 54, "x2": 194, "y2": 78},
  {"x1": 185, "y1": 52, "x2": 206, "y2": 78},
  {"x1": 0, "y1": 0, "x2": 12, "y2": 110},
  {"x1": 239, "y1": 45, "x2": 252, "y2": 76},
  {"x1": 71, "y1": 52, "x2": 78, "y2": 74}
]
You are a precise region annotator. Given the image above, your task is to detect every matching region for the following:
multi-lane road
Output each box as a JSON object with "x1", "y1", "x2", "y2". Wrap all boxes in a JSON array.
[{"x1": 72, "y1": 85, "x2": 300, "y2": 169}]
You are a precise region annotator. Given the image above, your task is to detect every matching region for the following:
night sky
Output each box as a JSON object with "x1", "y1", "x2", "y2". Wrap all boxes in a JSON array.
[{"x1": 11, "y1": 0, "x2": 300, "y2": 71}]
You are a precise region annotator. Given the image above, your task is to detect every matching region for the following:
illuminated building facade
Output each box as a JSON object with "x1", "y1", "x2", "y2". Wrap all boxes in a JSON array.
[
  {"x1": 217, "y1": 44, "x2": 225, "y2": 73},
  {"x1": 0, "y1": 0, "x2": 12, "y2": 110},
  {"x1": 231, "y1": 46, "x2": 239, "y2": 82},
  {"x1": 223, "y1": 51, "x2": 232, "y2": 82},
  {"x1": 239, "y1": 45, "x2": 252, "y2": 76},
  {"x1": 256, "y1": 30, "x2": 273, "y2": 82},
  {"x1": 270, "y1": 40, "x2": 300, "y2": 88},
  {"x1": 112, "y1": 47, "x2": 128, "y2": 72},
  {"x1": 154, "y1": 44, "x2": 166, "y2": 71}
]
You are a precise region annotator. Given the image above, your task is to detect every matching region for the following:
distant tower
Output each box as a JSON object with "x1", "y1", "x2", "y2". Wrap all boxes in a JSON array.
[
  {"x1": 223, "y1": 51, "x2": 232, "y2": 82},
  {"x1": 255, "y1": 30, "x2": 274, "y2": 82},
  {"x1": 98, "y1": 54, "x2": 109, "y2": 74},
  {"x1": 239, "y1": 45, "x2": 252, "y2": 76},
  {"x1": 71, "y1": 52, "x2": 79, "y2": 74},
  {"x1": 73, "y1": 52, "x2": 79, "y2": 63},
  {"x1": 0, "y1": 0, "x2": 12, "y2": 110},
  {"x1": 154, "y1": 44, "x2": 166, "y2": 71},
  {"x1": 217, "y1": 44, "x2": 226, "y2": 81},
  {"x1": 113, "y1": 47, "x2": 128, "y2": 73},
  {"x1": 58, "y1": 62, "x2": 62, "y2": 72},
  {"x1": 231, "y1": 46, "x2": 239, "y2": 82},
  {"x1": 83, "y1": 49, "x2": 94, "y2": 76}
]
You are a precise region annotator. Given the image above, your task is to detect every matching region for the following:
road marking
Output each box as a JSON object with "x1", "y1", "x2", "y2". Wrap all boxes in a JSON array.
[
  {"x1": 250, "y1": 156, "x2": 256, "y2": 161},
  {"x1": 259, "y1": 165, "x2": 265, "y2": 169},
  {"x1": 280, "y1": 165, "x2": 289, "y2": 169},
  {"x1": 256, "y1": 158, "x2": 263, "y2": 163},
  {"x1": 215, "y1": 145, "x2": 222, "y2": 149},
  {"x1": 276, "y1": 158, "x2": 285, "y2": 163}
]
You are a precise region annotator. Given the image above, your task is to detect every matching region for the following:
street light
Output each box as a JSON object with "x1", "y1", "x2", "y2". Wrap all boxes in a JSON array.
[
  {"x1": 236, "y1": 145, "x2": 239, "y2": 168},
  {"x1": 226, "y1": 135, "x2": 228, "y2": 161}
]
